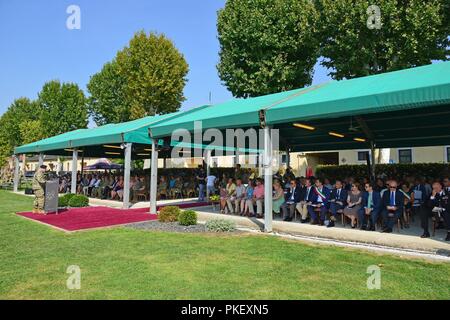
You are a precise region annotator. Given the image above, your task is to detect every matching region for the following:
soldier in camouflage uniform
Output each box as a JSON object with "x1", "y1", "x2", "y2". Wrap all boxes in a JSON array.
[{"x1": 32, "y1": 165, "x2": 47, "y2": 214}]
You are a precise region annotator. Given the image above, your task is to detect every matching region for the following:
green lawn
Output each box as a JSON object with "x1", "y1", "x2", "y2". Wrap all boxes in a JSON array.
[{"x1": 0, "y1": 190, "x2": 449, "y2": 299}]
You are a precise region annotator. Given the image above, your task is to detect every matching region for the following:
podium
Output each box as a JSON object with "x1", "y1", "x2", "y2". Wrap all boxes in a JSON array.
[{"x1": 44, "y1": 179, "x2": 59, "y2": 214}]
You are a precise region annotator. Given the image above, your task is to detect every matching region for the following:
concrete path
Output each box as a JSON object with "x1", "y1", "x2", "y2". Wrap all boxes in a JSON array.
[{"x1": 193, "y1": 206, "x2": 450, "y2": 254}]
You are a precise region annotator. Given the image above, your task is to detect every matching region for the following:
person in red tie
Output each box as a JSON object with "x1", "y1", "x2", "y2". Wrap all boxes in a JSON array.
[{"x1": 380, "y1": 180, "x2": 404, "y2": 233}]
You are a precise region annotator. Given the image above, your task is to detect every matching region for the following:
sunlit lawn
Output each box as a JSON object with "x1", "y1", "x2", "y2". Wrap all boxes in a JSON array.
[{"x1": 0, "y1": 190, "x2": 449, "y2": 299}]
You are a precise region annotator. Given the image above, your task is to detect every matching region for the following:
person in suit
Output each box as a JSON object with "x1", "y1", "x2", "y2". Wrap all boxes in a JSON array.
[
  {"x1": 425, "y1": 181, "x2": 450, "y2": 240},
  {"x1": 281, "y1": 179, "x2": 302, "y2": 221},
  {"x1": 296, "y1": 178, "x2": 314, "y2": 223},
  {"x1": 359, "y1": 182, "x2": 381, "y2": 231},
  {"x1": 328, "y1": 179, "x2": 348, "y2": 228},
  {"x1": 380, "y1": 180, "x2": 404, "y2": 233},
  {"x1": 308, "y1": 178, "x2": 331, "y2": 225}
]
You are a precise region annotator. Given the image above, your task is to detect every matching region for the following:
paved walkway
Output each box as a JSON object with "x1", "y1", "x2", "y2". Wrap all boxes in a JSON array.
[{"x1": 193, "y1": 206, "x2": 450, "y2": 253}]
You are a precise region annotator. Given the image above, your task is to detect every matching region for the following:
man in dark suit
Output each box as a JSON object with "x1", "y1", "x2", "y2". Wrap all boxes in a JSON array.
[
  {"x1": 380, "y1": 180, "x2": 404, "y2": 233},
  {"x1": 296, "y1": 178, "x2": 314, "y2": 223},
  {"x1": 328, "y1": 179, "x2": 348, "y2": 228},
  {"x1": 426, "y1": 181, "x2": 450, "y2": 240},
  {"x1": 281, "y1": 179, "x2": 302, "y2": 221},
  {"x1": 359, "y1": 182, "x2": 381, "y2": 231},
  {"x1": 308, "y1": 178, "x2": 331, "y2": 225}
]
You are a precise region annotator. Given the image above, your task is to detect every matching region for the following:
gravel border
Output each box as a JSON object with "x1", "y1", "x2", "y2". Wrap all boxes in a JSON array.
[{"x1": 127, "y1": 220, "x2": 241, "y2": 233}]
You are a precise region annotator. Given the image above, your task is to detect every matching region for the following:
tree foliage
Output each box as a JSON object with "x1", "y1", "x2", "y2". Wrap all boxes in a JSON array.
[
  {"x1": 38, "y1": 80, "x2": 88, "y2": 137},
  {"x1": 88, "y1": 31, "x2": 189, "y2": 124},
  {"x1": 116, "y1": 31, "x2": 189, "y2": 120},
  {"x1": 87, "y1": 60, "x2": 131, "y2": 125},
  {"x1": 217, "y1": 0, "x2": 320, "y2": 97},
  {"x1": 316, "y1": 0, "x2": 450, "y2": 79},
  {"x1": 0, "y1": 98, "x2": 43, "y2": 163}
]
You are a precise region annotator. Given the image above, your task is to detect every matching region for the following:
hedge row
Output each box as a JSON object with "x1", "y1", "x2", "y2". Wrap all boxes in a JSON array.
[{"x1": 315, "y1": 163, "x2": 450, "y2": 181}]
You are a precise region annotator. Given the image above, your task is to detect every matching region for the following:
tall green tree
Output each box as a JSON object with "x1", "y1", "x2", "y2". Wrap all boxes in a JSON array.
[
  {"x1": 38, "y1": 80, "x2": 88, "y2": 136},
  {"x1": 88, "y1": 31, "x2": 189, "y2": 123},
  {"x1": 217, "y1": 0, "x2": 320, "y2": 98},
  {"x1": 316, "y1": 0, "x2": 450, "y2": 79},
  {"x1": 87, "y1": 60, "x2": 131, "y2": 125},
  {"x1": 0, "y1": 98, "x2": 43, "y2": 163},
  {"x1": 116, "y1": 31, "x2": 189, "y2": 120}
]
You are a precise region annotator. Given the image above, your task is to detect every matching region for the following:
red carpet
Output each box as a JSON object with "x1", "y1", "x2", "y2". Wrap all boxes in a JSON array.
[{"x1": 16, "y1": 201, "x2": 208, "y2": 232}]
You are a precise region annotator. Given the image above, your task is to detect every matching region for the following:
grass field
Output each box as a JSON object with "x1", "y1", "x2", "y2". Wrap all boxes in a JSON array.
[{"x1": 0, "y1": 190, "x2": 449, "y2": 299}]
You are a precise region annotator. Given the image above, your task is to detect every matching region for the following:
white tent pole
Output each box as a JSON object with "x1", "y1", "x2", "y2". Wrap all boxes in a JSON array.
[
  {"x1": 263, "y1": 126, "x2": 273, "y2": 232},
  {"x1": 71, "y1": 150, "x2": 78, "y2": 194},
  {"x1": 38, "y1": 153, "x2": 44, "y2": 167},
  {"x1": 13, "y1": 155, "x2": 20, "y2": 192},
  {"x1": 150, "y1": 139, "x2": 158, "y2": 214},
  {"x1": 122, "y1": 143, "x2": 132, "y2": 209},
  {"x1": 206, "y1": 149, "x2": 211, "y2": 200}
]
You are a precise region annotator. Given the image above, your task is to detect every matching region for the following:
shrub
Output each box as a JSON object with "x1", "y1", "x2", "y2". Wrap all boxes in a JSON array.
[
  {"x1": 158, "y1": 206, "x2": 181, "y2": 222},
  {"x1": 178, "y1": 210, "x2": 198, "y2": 226},
  {"x1": 58, "y1": 193, "x2": 75, "y2": 207},
  {"x1": 205, "y1": 218, "x2": 236, "y2": 232},
  {"x1": 316, "y1": 163, "x2": 450, "y2": 182},
  {"x1": 67, "y1": 194, "x2": 89, "y2": 207}
]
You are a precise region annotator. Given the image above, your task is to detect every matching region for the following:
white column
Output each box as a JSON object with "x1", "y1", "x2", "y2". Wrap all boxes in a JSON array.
[
  {"x1": 38, "y1": 153, "x2": 44, "y2": 167},
  {"x1": 263, "y1": 127, "x2": 273, "y2": 232},
  {"x1": 206, "y1": 149, "x2": 211, "y2": 200},
  {"x1": 123, "y1": 143, "x2": 132, "y2": 209},
  {"x1": 149, "y1": 139, "x2": 159, "y2": 214},
  {"x1": 13, "y1": 155, "x2": 20, "y2": 192},
  {"x1": 71, "y1": 150, "x2": 78, "y2": 194}
]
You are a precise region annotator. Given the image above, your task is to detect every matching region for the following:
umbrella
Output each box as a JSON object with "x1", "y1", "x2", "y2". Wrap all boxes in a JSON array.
[{"x1": 84, "y1": 158, "x2": 123, "y2": 170}]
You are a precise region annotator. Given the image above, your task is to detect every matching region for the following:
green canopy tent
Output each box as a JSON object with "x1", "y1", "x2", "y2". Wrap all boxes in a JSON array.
[
  {"x1": 149, "y1": 62, "x2": 450, "y2": 231},
  {"x1": 13, "y1": 113, "x2": 180, "y2": 208},
  {"x1": 14, "y1": 62, "x2": 450, "y2": 227}
]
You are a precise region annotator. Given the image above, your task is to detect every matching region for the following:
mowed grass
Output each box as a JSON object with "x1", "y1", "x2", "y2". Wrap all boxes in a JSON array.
[{"x1": 0, "y1": 190, "x2": 449, "y2": 300}]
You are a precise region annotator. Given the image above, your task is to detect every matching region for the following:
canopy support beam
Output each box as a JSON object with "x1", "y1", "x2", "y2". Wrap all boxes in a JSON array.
[
  {"x1": 149, "y1": 139, "x2": 158, "y2": 214},
  {"x1": 122, "y1": 143, "x2": 132, "y2": 209},
  {"x1": 263, "y1": 126, "x2": 273, "y2": 233},
  {"x1": 71, "y1": 150, "x2": 78, "y2": 194},
  {"x1": 205, "y1": 149, "x2": 211, "y2": 200},
  {"x1": 38, "y1": 153, "x2": 44, "y2": 167},
  {"x1": 13, "y1": 155, "x2": 20, "y2": 192}
]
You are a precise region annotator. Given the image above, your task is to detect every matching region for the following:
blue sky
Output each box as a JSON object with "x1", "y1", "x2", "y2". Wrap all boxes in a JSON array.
[{"x1": 0, "y1": 0, "x2": 331, "y2": 120}]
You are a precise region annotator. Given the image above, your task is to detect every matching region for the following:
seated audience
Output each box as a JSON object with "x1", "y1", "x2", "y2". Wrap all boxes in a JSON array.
[
  {"x1": 227, "y1": 178, "x2": 245, "y2": 214},
  {"x1": 246, "y1": 178, "x2": 264, "y2": 218},
  {"x1": 272, "y1": 180, "x2": 285, "y2": 216},
  {"x1": 358, "y1": 182, "x2": 381, "y2": 231},
  {"x1": 425, "y1": 181, "x2": 450, "y2": 240},
  {"x1": 307, "y1": 178, "x2": 330, "y2": 225},
  {"x1": 296, "y1": 178, "x2": 314, "y2": 223},
  {"x1": 328, "y1": 179, "x2": 348, "y2": 228},
  {"x1": 343, "y1": 182, "x2": 362, "y2": 228},
  {"x1": 281, "y1": 179, "x2": 301, "y2": 221},
  {"x1": 380, "y1": 179, "x2": 404, "y2": 233}
]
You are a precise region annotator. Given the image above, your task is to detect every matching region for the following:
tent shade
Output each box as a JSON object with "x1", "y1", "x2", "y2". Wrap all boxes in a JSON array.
[{"x1": 14, "y1": 113, "x2": 177, "y2": 155}]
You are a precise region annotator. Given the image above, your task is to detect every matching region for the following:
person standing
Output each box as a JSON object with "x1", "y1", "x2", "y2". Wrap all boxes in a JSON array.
[
  {"x1": 32, "y1": 165, "x2": 47, "y2": 214},
  {"x1": 196, "y1": 165, "x2": 206, "y2": 202}
]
